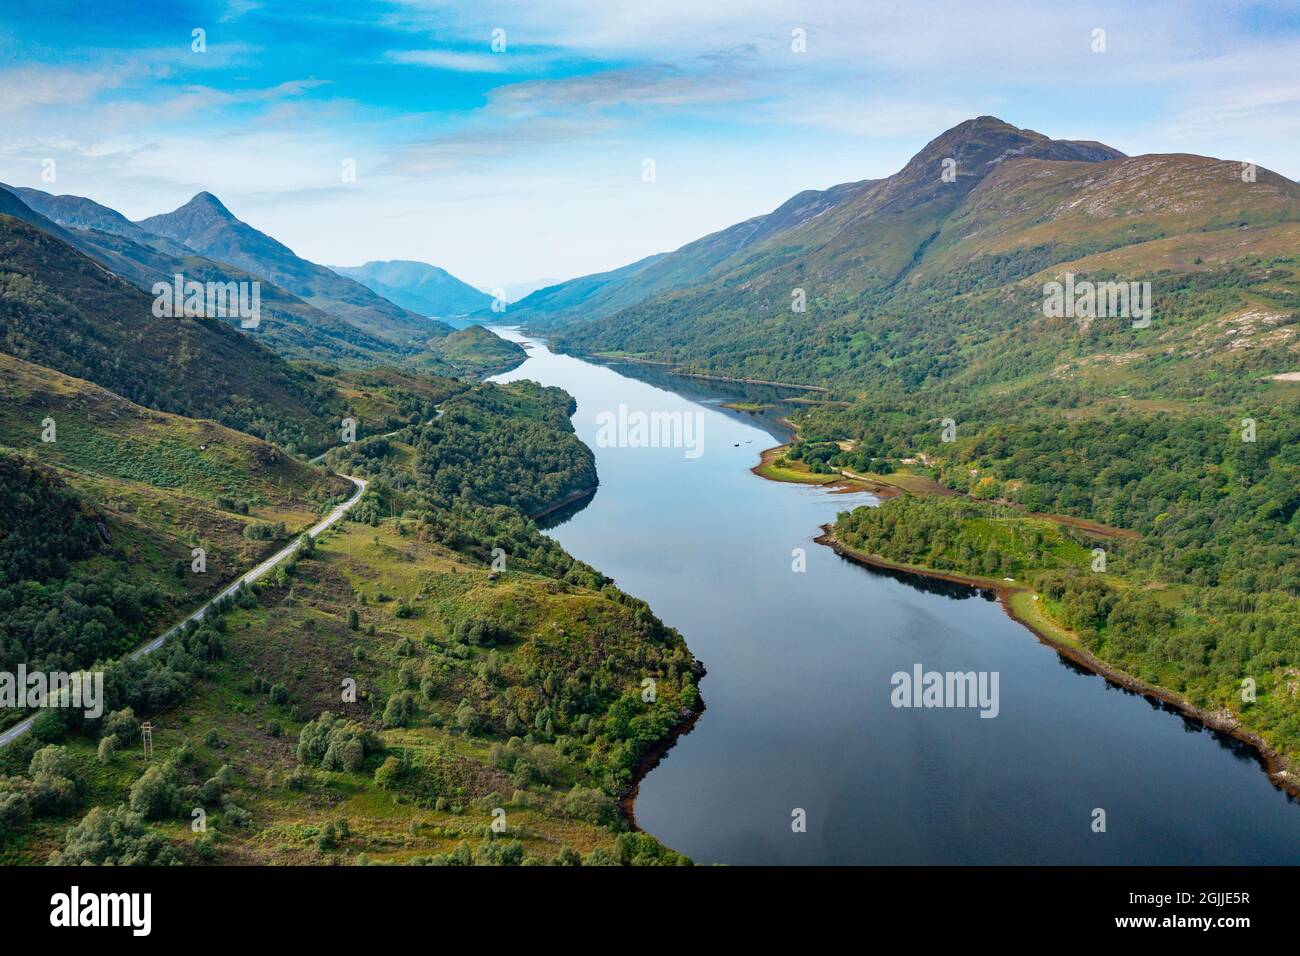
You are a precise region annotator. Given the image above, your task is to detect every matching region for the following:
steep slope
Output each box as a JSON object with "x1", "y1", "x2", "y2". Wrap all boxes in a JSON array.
[
  {"x1": 0, "y1": 350, "x2": 351, "y2": 684},
  {"x1": 0, "y1": 211, "x2": 341, "y2": 452},
  {"x1": 515, "y1": 117, "x2": 1123, "y2": 331},
  {"x1": 913, "y1": 152, "x2": 1300, "y2": 284},
  {"x1": 504, "y1": 180, "x2": 878, "y2": 330},
  {"x1": 331, "y1": 260, "x2": 493, "y2": 317},
  {"x1": 4, "y1": 185, "x2": 402, "y2": 362},
  {"x1": 0, "y1": 185, "x2": 79, "y2": 243},
  {"x1": 6, "y1": 186, "x2": 146, "y2": 239},
  {"x1": 136, "y1": 193, "x2": 451, "y2": 346},
  {"x1": 554, "y1": 116, "x2": 1300, "y2": 393}
]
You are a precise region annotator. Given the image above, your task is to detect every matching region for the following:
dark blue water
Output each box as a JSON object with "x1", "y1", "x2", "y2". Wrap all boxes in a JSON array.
[{"x1": 491, "y1": 328, "x2": 1300, "y2": 865}]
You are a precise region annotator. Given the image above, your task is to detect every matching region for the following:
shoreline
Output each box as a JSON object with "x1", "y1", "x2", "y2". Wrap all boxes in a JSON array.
[
  {"x1": 519, "y1": 470, "x2": 708, "y2": 839},
  {"x1": 561, "y1": 347, "x2": 830, "y2": 393},
  {"x1": 750, "y1": 442, "x2": 907, "y2": 498},
  {"x1": 813, "y1": 525, "x2": 1300, "y2": 801},
  {"x1": 744, "y1": 424, "x2": 1300, "y2": 804},
  {"x1": 620, "y1": 684, "x2": 707, "y2": 833},
  {"x1": 527, "y1": 484, "x2": 597, "y2": 521}
]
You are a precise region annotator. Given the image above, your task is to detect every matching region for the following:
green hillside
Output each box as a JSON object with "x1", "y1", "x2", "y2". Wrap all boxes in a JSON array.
[
  {"x1": 0, "y1": 373, "x2": 696, "y2": 867},
  {"x1": 0, "y1": 213, "x2": 345, "y2": 453},
  {"x1": 4, "y1": 185, "x2": 408, "y2": 363},
  {"x1": 420, "y1": 325, "x2": 526, "y2": 377},
  {"x1": 541, "y1": 116, "x2": 1300, "y2": 767},
  {"x1": 0, "y1": 351, "x2": 352, "y2": 684}
]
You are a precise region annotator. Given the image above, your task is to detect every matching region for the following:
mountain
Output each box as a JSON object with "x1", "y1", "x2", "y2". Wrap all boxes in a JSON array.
[
  {"x1": 499, "y1": 277, "x2": 561, "y2": 302},
  {"x1": 510, "y1": 117, "x2": 1125, "y2": 330},
  {"x1": 331, "y1": 260, "x2": 493, "y2": 317},
  {"x1": 496, "y1": 252, "x2": 667, "y2": 328},
  {"x1": 532, "y1": 117, "x2": 1300, "y2": 787},
  {"x1": 136, "y1": 193, "x2": 451, "y2": 346},
  {"x1": 4, "y1": 185, "x2": 403, "y2": 362},
  {"x1": 0, "y1": 184, "x2": 80, "y2": 243},
  {"x1": 6, "y1": 186, "x2": 145, "y2": 239},
  {"x1": 0, "y1": 209, "x2": 342, "y2": 452},
  {"x1": 551, "y1": 116, "x2": 1300, "y2": 392}
]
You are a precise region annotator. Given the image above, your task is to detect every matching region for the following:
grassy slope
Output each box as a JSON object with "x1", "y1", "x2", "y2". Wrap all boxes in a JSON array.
[
  {"x1": 0, "y1": 213, "x2": 342, "y2": 453},
  {"x1": 0, "y1": 352, "x2": 352, "y2": 719},
  {"x1": 0, "y1": 369, "x2": 698, "y2": 865},
  {"x1": 1, "y1": 518, "x2": 698, "y2": 866}
]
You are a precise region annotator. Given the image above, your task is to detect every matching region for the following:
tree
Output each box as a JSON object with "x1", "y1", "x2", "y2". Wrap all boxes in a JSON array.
[
  {"x1": 129, "y1": 765, "x2": 179, "y2": 820},
  {"x1": 51, "y1": 805, "x2": 180, "y2": 866}
]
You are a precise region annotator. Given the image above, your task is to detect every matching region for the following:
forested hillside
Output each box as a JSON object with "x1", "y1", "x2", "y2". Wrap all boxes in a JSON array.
[
  {"x1": 0, "y1": 213, "x2": 342, "y2": 452},
  {"x1": 0, "y1": 351, "x2": 351, "y2": 689},
  {"x1": 0, "y1": 373, "x2": 697, "y2": 866},
  {"x1": 537, "y1": 116, "x2": 1300, "y2": 770},
  {"x1": 329, "y1": 379, "x2": 595, "y2": 518}
]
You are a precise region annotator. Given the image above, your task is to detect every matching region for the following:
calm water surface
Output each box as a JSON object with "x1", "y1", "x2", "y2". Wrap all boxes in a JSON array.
[{"x1": 490, "y1": 328, "x2": 1300, "y2": 865}]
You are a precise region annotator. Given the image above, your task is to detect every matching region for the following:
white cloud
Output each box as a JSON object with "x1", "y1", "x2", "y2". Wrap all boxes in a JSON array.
[{"x1": 386, "y1": 49, "x2": 521, "y2": 73}]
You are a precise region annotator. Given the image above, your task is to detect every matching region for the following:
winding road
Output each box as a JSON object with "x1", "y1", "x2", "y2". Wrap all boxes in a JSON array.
[{"x1": 0, "y1": 473, "x2": 367, "y2": 749}]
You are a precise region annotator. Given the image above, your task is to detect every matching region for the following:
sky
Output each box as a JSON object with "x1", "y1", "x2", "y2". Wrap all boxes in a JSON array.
[{"x1": 1, "y1": 0, "x2": 1299, "y2": 292}]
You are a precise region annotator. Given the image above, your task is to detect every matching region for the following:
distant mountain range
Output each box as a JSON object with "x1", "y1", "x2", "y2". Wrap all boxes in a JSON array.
[
  {"x1": 498, "y1": 277, "x2": 561, "y2": 303},
  {"x1": 331, "y1": 259, "x2": 493, "y2": 317},
  {"x1": 0, "y1": 185, "x2": 517, "y2": 376},
  {"x1": 4, "y1": 184, "x2": 404, "y2": 362},
  {"x1": 136, "y1": 193, "x2": 442, "y2": 346}
]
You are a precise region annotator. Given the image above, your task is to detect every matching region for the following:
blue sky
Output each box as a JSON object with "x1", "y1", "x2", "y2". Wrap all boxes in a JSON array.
[{"x1": 2, "y1": 0, "x2": 1298, "y2": 290}]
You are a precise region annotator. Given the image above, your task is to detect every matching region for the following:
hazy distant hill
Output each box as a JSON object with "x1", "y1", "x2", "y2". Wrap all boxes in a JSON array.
[
  {"x1": 136, "y1": 193, "x2": 450, "y2": 346},
  {"x1": 332, "y1": 259, "x2": 493, "y2": 317},
  {"x1": 497, "y1": 252, "x2": 668, "y2": 328}
]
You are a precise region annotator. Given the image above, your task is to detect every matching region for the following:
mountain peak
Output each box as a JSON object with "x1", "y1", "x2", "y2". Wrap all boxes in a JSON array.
[
  {"x1": 949, "y1": 115, "x2": 1021, "y2": 134},
  {"x1": 331, "y1": 259, "x2": 493, "y2": 317},
  {"x1": 135, "y1": 191, "x2": 240, "y2": 243},
  {"x1": 181, "y1": 191, "x2": 236, "y2": 219},
  {"x1": 878, "y1": 116, "x2": 1125, "y2": 215},
  {"x1": 913, "y1": 116, "x2": 1123, "y2": 169}
]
